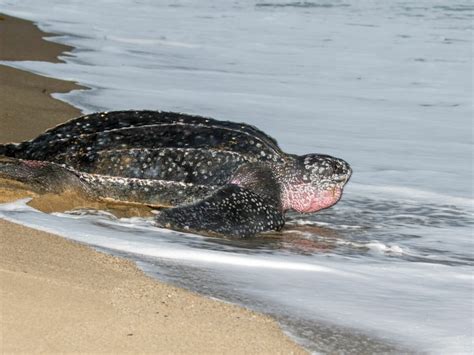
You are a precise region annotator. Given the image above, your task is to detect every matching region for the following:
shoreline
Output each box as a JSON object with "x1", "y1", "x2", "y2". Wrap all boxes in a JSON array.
[{"x1": 0, "y1": 14, "x2": 305, "y2": 353}]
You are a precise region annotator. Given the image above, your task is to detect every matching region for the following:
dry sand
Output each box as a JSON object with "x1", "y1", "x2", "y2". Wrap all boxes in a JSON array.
[{"x1": 0, "y1": 14, "x2": 306, "y2": 354}]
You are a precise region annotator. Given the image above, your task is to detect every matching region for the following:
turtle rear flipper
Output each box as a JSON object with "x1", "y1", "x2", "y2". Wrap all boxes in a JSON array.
[
  {"x1": 0, "y1": 157, "x2": 91, "y2": 195},
  {"x1": 155, "y1": 184, "x2": 285, "y2": 238}
]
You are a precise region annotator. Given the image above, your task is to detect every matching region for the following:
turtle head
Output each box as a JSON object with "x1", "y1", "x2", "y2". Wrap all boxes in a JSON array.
[{"x1": 279, "y1": 154, "x2": 352, "y2": 213}]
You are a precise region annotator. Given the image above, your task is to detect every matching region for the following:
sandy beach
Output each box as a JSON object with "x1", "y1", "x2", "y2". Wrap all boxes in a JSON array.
[{"x1": 0, "y1": 14, "x2": 305, "y2": 354}]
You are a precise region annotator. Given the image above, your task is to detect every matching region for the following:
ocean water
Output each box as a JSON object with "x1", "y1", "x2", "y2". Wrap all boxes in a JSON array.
[{"x1": 0, "y1": 0, "x2": 473, "y2": 353}]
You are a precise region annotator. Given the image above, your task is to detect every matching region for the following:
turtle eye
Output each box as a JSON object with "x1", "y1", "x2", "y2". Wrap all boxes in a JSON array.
[{"x1": 334, "y1": 159, "x2": 352, "y2": 178}]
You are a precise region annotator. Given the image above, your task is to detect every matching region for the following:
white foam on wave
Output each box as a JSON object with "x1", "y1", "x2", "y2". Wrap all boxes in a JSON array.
[
  {"x1": 365, "y1": 242, "x2": 404, "y2": 255},
  {"x1": 107, "y1": 35, "x2": 200, "y2": 48},
  {"x1": 287, "y1": 219, "x2": 364, "y2": 230},
  {"x1": 333, "y1": 239, "x2": 407, "y2": 256}
]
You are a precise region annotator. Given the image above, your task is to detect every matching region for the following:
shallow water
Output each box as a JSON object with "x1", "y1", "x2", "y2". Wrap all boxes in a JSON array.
[{"x1": 1, "y1": 0, "x2": 473, "y2": 353}]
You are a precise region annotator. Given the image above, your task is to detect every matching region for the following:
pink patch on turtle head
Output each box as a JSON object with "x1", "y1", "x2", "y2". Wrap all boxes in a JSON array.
[
  {"x1": 304, "y1": 187, "x2": 342, "y2": 213},
  {"x1": 282, "y1": 183, "x2": 342, "y2": 213}
]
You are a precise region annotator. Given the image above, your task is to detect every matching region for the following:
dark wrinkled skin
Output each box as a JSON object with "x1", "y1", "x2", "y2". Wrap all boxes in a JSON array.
[{"x1": 0, "y1": 110, "x2": 351, "y2": 238}]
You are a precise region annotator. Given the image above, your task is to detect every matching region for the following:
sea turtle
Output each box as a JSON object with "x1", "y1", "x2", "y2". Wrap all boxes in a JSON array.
[{"x1": 0, "y1": 110, "x2": 352, "y2": 237}]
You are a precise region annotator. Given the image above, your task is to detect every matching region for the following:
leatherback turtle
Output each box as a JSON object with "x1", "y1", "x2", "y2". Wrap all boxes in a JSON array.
[{"x1": 0, "y1": 110, "x2": 351, "y2": 237}]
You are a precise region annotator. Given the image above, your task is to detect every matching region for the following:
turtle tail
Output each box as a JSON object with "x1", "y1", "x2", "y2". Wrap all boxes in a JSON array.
[{"x1": 0, "y1": 143, "x2": 21, "y2": 158}]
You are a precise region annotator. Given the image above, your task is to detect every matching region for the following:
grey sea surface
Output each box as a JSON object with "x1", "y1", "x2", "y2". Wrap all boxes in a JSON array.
[{"x1": 0, "y1": 0, "x2": 472, "y2": 353}]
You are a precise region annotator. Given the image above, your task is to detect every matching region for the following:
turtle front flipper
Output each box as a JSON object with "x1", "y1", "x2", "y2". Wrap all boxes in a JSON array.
[{"x1": 154, "y1": 184, "x2": 285, "y2": 238}]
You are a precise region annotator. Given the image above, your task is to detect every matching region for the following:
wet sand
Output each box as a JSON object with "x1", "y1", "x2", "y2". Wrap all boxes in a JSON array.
[
  {"x1": 0, "y1": 14, "x2": 305, "y2": 354},
  {"x1": 0, "y1": 14, "x2": 85, "y2": 143}
]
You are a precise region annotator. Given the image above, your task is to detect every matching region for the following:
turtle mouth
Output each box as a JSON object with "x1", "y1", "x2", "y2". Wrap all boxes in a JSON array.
[
  {"x1": 329, "y1": 161, "x2": 352, "y2": 185},
  {"x1": 332, "y1": 172, "x2": 351, "y2": 185}
]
